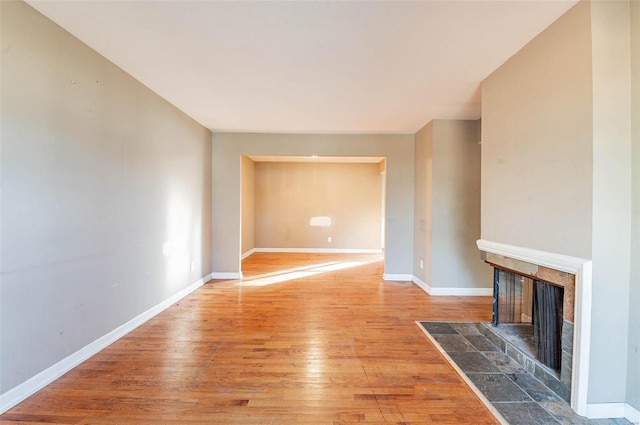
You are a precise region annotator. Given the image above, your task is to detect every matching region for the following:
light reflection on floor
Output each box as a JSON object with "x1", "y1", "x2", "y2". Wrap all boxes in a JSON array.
[{"x1": 236, "y1": 259, "x2": 379, "y2": 287}]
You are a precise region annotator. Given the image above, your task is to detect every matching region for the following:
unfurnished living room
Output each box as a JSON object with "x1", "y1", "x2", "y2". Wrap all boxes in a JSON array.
[{"x1": 1, "y1": 0, "x2": 639, "y2": 424}]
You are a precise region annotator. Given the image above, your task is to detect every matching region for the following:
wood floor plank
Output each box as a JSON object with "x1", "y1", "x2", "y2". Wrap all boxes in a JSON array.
[{"x1": 1, "y1": 253, "x2": 497, "y2": 424}]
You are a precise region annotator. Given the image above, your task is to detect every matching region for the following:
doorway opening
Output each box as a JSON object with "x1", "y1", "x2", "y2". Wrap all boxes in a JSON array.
[{"x1": 240, "y1": 155, "x2": 387, "y2": 274}]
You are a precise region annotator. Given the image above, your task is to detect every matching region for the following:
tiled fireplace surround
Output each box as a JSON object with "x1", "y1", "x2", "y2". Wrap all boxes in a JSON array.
[
  {"x1": 476, "y1": 240, "x2": 592, "y2": 417},
  {"x1": 483, "y1": 253, "x2": 575, "y2": 401}
]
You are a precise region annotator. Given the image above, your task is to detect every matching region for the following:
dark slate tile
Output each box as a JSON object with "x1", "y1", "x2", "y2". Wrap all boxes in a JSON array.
[
  {"x1": 489, "y1": 324, "x2": 537, "y2": 360},
  {"x1": 561, "y1": 351, "x2": 573, "y2": 388},
  {"x1": 494, "y1": 323, "x2": 535, "y2": 340},
  {"x1": 467, "y1": 373, "x2": 531, "y2": 402},
  {"x1": 420, "y1": 322, "x2": 458, "y2": 334},
  {"x1": 494, "y1": 401, "x2": 562, "y2": 425},
  {"x1": 539, "y1": 401, "x2": 591, "y2": 425},
  {"x1": 562, "y1": 321, "x2": 574, "y2": 355},
  {"x1": 431, "y1": 334, "x2": 476, "y2": 353},
  {"x1": 450, "y1": 322, "x2": 483, "y2": 335},
  {"x1": 534, "y1": 364, "x2": 570, "y2": 402},
  {"x1": 448, "y1": 351, "x2": 500, "y2": 373},
  {"x1": 483, "y1": 352, "x2": 528, "y2": 373},
  {"x1": 481, "y1": 326, "x2": 507, "y2": 352},
  {"x1": 506, "y1": 373, "x2": 561, "y2": 402},
  {"x1": 464, "y1": 335, "x2": 501, "y2": 352},
  {"x1": 589, "y1": 419, "x2": 635, "y2": 425},
  {"x1": 505, "y1": 344, "x2": 537, "y2": 375}
]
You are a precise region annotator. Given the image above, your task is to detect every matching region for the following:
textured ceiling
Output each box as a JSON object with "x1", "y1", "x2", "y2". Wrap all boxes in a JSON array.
[{"x1": 27, "y1": 0, "x2": 578, "y2": 134}]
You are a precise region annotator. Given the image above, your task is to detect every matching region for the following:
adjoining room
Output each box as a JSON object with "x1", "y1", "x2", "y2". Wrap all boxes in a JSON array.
[{"x1": 241, "y1": 155, "x2": 386, "y2": 262}]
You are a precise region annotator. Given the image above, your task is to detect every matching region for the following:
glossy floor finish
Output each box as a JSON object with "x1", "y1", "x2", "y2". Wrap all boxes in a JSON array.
[{"x1": 1, "y1": 253, "x2": 498, "y2": 424}]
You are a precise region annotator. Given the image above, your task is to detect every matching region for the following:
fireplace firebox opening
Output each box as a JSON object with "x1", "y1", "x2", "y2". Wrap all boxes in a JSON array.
[
  {"x1": 481, "y1": 252, "x2": 575, "y2": 403},
  {"x1": 493, "y1": 268, "x2": 564, "y2": 371}
]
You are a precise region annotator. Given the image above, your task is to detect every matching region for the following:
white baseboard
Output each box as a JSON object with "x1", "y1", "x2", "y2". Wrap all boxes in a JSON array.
[
  {"x1": 411, "y1": 275, "x2": 431, "y2": 293},
  {"x1": 211, "y1": 272, "x2": 243, "y2": 280},
  {"x1": 587, "y1": 403, "x2": 626, "y2": 419},
  {"x1": 0, "y1": 273, "x2": 213, "y2": 415},
  {"x1": 586, "y1": 402, "x2": 640, "y2": 422},
  {"x1": 254, "y1": 247, "x2": 383, "y2": 254},
  {"x1": 241, "y1": 248, "x2": 255, "y2": 260},
  {"x1": 411, "y1": 275, "x2": 491, "y2": 296},
  {"x1": 382, "y1": 273, "x2": 413, "y2": 281},
  {"x1": 626, "y1": 403, "x2": 640, "y2": 424},
  {"x1": 429, "y1": 287, "x2": 493, "y2": 296}
]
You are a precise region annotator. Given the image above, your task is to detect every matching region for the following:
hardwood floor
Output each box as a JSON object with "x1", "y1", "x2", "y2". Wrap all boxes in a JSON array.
[{"x1": 1, "y1": 253, "x2": 497, "y2": 424}]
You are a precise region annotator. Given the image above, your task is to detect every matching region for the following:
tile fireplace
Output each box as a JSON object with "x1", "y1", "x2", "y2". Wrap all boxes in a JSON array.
[{"x1": 477, "y1": 240, "x2": 592, "y2": 416}]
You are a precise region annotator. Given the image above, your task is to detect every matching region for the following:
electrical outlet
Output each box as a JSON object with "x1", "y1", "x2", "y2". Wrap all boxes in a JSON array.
[
  {"x1": 328, "y1": 237, "x2": 332, "y2": 243},
  {"x1": 190, "y1": 261, "x2": 196, "y2": 272},
  {"x1": 420, "y1": 260, "x2": 424, "y2": 269}
]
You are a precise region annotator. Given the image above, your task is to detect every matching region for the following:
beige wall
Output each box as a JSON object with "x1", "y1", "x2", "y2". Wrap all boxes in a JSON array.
[
  {"x1": 241, "y1": 156, "x2": 255, "y2": 255},
  {"x1": 414, "y1": 120, "x2": 489, "y2": 290},
  {"x1": 1, "y1": 1, "x2": 212, "y2": 394},
  {"x1": 212, "y1": 133, "x2": 414, "y2": 276},
  {"x1": 481, "y1": 0, "x2": 593, "y2": 259},
  {"x1": 413, "y1": 122, "x2": 433, "y2": 284},
  {"x1": 431, "y1": 120, "x2": 488, "y2": 290},
  {"x1": 482, "y1": 0, "x2": 635, "y2": 405},
  {"x1": 627, "y1": 0, "x2": 640, "y2": 411},
  {"x1": 588, "y1": 0, "x2": 632, "y2": 404},
  {"x1": 254, "y1": 162, "x2": 382, "y2": 250}
]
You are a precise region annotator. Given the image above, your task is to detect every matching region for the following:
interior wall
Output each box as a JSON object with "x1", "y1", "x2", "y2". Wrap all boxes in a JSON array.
[
  {"x1": 241, "y1": 156, "x2": 255, "y2": 256},
  {"x1": 482, "y1": 0, "x2": 635, "y2": 406},
  {"x1": 413, "y1": 122, "x2": 433, "y2": 284},
  {"x1": 481, "y1": 0, "x2": 593, "y2": 260},
  {"x1": 627, "y1": 0, "x2": 640, "y2": 411},
  {"x1": 254, "y1": 162, "x2": 382, "y2": 250},
  {"x1": 588, "y1": 0, "x2": 632, "y2": 404},
  {"x1": 1, "y1": 0, "x2": 212, "y2": 394},
  {"x1": 211, "y1": 133, "x2": 414, "y2": 276},
  {"x1": 413, "y1": 120, "x2": 489, "y2": 290},
  {"x1": 431, "y1": 120, "x2": 488, "y2": 290}
]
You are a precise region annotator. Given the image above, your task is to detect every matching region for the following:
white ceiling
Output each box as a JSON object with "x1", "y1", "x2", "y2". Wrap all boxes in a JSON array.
[{"x1": 27, "y1": 0, "x2": 578, "y2": 134}]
